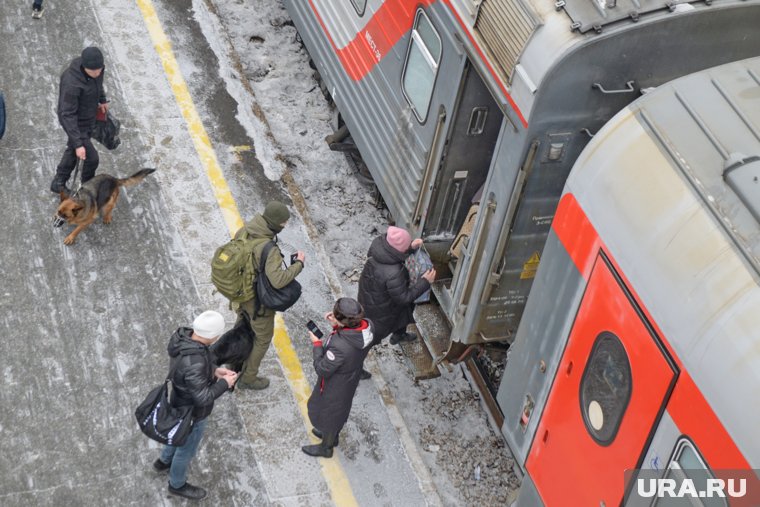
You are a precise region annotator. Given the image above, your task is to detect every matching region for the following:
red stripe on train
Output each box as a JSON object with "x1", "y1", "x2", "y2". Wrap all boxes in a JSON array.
[
  {"x1": 305, "y1": 0, "x2": 528, "y2": 128},
  {"x1": 552, "y1": 193, "x2": 751, "y2": 471}
]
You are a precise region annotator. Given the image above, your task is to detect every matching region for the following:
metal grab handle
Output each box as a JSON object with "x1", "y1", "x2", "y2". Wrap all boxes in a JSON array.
[
  {"x1": 592, "y1": 80, "x2": 636, "y2": 94},
  {"x1": 413, "y1": 106, "x2": 447, "y2": 225}
]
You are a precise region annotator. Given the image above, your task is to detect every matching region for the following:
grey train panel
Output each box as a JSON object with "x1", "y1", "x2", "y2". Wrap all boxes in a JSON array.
[
  {"x1": 515, "y1": 473, "x2": 544, "y2": 507},
  {"x1": 455, "y1": 3, "x2": 760, "y2": 345},
  {"x1": 623, "y1": 413, "x2": 681, "y2": 507},
  {"x1": 497, "y1": 231, "x2": 586, "y2": 468},
  {"x1": 284, "y1": 1, "x2": 466, "y2": 230}
]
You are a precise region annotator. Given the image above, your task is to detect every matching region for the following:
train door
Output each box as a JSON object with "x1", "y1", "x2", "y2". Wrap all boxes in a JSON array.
[
  {"x1": 526, "y1": 253, "x2": 677, "y2": 505},
  {"x1": 421, "y1": 61, "x2": 503, "y2": 241}
]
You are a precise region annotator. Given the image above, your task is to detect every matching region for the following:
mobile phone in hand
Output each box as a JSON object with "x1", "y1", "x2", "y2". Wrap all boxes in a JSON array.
[
  {"x1": 290, "y1": 253, "x2": 299, "y2": 265},
  {"x1": 306, "y1": 320, "x2": 323, "y2": 339}
]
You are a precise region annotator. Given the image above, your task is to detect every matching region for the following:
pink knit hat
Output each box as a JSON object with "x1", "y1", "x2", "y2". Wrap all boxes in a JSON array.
[{"x1": 386, "y1": 226, "x2": 412, "y2": 253}]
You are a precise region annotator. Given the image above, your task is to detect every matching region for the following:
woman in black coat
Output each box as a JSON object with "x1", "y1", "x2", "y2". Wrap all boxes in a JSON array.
[
  {"x1": 357, "y1": 226, "x2": 436, "y2": 348},
  {"x1": 303, "y1": 298, "x2": 374, "y2": 458}
]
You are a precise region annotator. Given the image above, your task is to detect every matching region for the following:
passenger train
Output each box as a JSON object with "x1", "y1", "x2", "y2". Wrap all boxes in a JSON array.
[{"x1": 283, "y1": 0, "x2": 760, "y2": 504}]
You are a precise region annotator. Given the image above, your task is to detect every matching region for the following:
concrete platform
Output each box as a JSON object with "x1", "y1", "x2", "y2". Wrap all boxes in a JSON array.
[{"x1": 0, "y1": 1, "x2": 436, "y2": 505}]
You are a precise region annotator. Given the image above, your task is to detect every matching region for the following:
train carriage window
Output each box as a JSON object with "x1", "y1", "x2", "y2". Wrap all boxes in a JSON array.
[
  {"x1": 402, "y1": 10, "x2": 441, "y2": 123},
  {"x1": 350, "y1": 0, "x2": 366, "y2": 16},
  {"x1": 580, "y1": 331, "x2": 631, "y2": 445},
  {"x1": 654, "y1": 439, "x2": 727, "y2": 507}
]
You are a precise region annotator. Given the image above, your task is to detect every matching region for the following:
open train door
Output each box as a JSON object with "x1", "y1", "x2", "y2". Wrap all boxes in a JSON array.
[{"x1": 526, "y1": 253, "x2": 677, "y2": 505}]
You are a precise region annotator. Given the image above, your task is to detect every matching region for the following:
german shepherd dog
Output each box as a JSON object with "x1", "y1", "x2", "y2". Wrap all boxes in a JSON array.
[{"x1": 54, "y1": 168, "x2": 156, "y2": 245}]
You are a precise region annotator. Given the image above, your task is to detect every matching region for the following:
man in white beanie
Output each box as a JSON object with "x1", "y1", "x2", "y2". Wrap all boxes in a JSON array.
[{"x1": 153, "y1": 310, "x2": 238, "y2": 501}]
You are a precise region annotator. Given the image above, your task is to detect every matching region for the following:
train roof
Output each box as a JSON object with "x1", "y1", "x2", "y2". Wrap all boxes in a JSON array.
[
  {"x1": 449, "y1": 0, "x2": 760, "y2": 120},
  {"x1": 565, "y1": 56, "x2": 760, "y2": 465},
  {"x1": 634, "y1": 59, "x2": 760, "y2": 272}
]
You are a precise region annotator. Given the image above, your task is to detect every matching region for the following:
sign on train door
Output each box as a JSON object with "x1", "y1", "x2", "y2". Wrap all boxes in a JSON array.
[{"x1": 526, "y1": 253, "x2": 677, "y2": 505}]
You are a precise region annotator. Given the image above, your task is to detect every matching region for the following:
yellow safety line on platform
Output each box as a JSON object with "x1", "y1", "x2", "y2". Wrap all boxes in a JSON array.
[{"x1": 135, "y1": 2, "x2": 358, "y2": 506}]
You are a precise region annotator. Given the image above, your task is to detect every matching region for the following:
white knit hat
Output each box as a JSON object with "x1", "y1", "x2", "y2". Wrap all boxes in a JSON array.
[{"x1": 193, "y1": 310, "x2": 225, "y2": 339}]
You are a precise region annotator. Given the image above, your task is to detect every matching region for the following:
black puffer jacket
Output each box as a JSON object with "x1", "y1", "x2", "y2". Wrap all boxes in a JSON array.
[
  {"x1": 307, "y1": 320, "x2": 374, "y2": 435},
  {"x1": 167, "y1": 327, "x2": 228, "y2": 421},
  {"x1": 57, "y1": 57, "x2": 106, "y2": 148},
  {"x1": 357, "y1": 236, "x2": 430, "y2": 341}
]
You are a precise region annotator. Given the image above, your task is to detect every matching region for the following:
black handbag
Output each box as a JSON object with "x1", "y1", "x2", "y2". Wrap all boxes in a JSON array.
[
  {"x1": 135, "y1": 361, "x2": 194, "y2": 447},
  {"x1": 92, "y1": 110, "x2": 121, "y2": 150},
  {"x1": 255, "y1": 241, "x2": 302, "y2": 315},
  {"x1": 0, "y1": 91, "x2": 6, "y2": 140}
]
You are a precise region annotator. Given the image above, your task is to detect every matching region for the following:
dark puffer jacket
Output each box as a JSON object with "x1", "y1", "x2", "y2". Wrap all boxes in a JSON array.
[
  {"x1": 57, "y1": 57, "x2": 107, "y2": 148},
  {"x1": 167, "y1": 327, "x2": 228, "y2": 421},
  {"x1": 357, "y1": 236, "x2": 430, "y2": 341},
  {"x1": 307, "y1": 321, "x2": 374, "y2": 435}
]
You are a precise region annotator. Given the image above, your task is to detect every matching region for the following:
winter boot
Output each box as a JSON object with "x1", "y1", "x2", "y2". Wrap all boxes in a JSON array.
[
  {"x1": 302, "y1": 432, "x2": 337, "y2": 458},
  {"x1": 168, "y1": 482, "x2": 207, "y2": 500},
  {"x1": 237, "y1": 376, "x2": 270, "y2": 390},
  {"x1": 390, "y1": 331, "x2": 417, "y2": 345},
  {"x1": 153, "y1": 459, "x2": 171, "y2": 472},
  {"x1": 311, "y1": 428, "x2": 339, "y2": 446},
  {"x1": 49, "y1": 174, "x2": 70, "y2": 195}
]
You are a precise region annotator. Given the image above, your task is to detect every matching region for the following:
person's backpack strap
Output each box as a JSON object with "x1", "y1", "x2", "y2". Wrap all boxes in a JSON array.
[
  {"x1": 258, "y1": 241, "x2": 275, "y2": 274},
  {"x1": 253, "y1": 241, "x2": 276, "y2": 318}
]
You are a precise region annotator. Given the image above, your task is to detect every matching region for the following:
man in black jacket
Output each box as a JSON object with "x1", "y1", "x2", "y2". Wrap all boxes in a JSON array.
[
  {"x1": 153, "y1": 311, "x2": 238, "y2": 501},
  {"x1": 50, "y1": 47, "x2": 109, "y2": 194}
]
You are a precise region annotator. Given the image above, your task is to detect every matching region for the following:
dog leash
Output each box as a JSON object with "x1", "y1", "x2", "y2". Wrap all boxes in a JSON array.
[{"x1": 70, "y1": 159, "x2": 83, "y2": 198}]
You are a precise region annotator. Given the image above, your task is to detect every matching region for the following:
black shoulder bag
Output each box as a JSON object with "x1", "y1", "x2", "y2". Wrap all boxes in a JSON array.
[
  {"x1": 0, "y1": 91, "x2": 6, "y2": 140},
  {"x1": 254, "y1": 241, "x2": 302, "y2": 315},
  {"x1": 135, "y1": 357, "x2": 194, "y2": 447},
  {"x1": 92, "y1": 110, "x2": 121, "y2": 150}
]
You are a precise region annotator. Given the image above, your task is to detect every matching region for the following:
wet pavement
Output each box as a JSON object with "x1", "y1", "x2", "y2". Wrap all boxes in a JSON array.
[{"x1": 0, "y1": 1, "x2": 433, "y2": 505}]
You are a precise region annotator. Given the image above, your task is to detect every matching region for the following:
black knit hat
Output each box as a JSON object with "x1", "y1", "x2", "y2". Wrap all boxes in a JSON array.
[{"x1": 81, "y1": 47, "x2": 104, "y2": 70}]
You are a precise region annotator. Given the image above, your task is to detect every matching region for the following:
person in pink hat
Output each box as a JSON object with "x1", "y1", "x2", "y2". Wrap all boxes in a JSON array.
[{"x1": 357, "y1": 226, "x2": 436, "y2": 378}]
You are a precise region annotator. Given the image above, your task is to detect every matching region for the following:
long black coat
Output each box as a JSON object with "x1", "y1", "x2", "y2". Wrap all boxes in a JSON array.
[
  {"x1": 167, "y1": 327, "x2": 229, "y2": 421},
  {"x1": 57, "y1": 57, "x2": 107, "y2": 148},
  {"x1": 307, "y1": 321, "x2": 374, "y2": 435},
  {"x1": 357, "y1": 236, "x2": 430, "y2": 342}
]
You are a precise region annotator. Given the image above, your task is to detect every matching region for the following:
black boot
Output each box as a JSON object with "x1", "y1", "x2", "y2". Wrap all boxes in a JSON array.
[
  {"x1": 390, "y1": 331, "x2": 417, "y2": 345},
  {"x1": 153, "y1": 458, "x2": 171, "y2": 472},
  {"x1": 311, "y1": 428, "x2": 339, "y2": 446},
  {"x1": 302, "y1": 432, "x2": 337, "y2": 458},
  {"x1": 49, "y1": 174, "x2": 71, "y2": 195},
  {"x1": 168, "y1": 482, "x2": 207, "y2": 500},
  {"x1": 360, "y1": 368, "x2": 372, "y2": 380}
]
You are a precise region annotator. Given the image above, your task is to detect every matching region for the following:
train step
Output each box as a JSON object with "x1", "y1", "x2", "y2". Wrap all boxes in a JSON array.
[
  {"x1": 413, "y1": 302, "x2": 452, "y2": 364},
  {"x1": 395, "y1": 303, "x2": 453, "y2": 380},
  {"x1": 397, "y1": 329, "x2": 441, "y2": 380}
]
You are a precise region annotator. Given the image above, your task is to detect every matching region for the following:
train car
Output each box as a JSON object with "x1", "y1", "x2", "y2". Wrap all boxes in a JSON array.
[
  {"x1": 498, "y1": 56, "x2": 760, "y2": 505},
  {"x1": 284, "y1": 0, "x2": 760, "y2": 365}
]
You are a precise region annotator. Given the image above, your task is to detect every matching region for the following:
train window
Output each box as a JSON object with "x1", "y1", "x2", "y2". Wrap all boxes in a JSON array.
[
  {"x1": 402, "y1": 10, "x2": 441, "y2": 122},
  {"x1": 654, "y1": 439, "x2": 727, "y2": 507},
  {"x1": 350, "y1": 0, "x2": 366, "y2": 16},
  {"x1": 579, "y1": 331, "x2": 631, "y2": 445}
]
